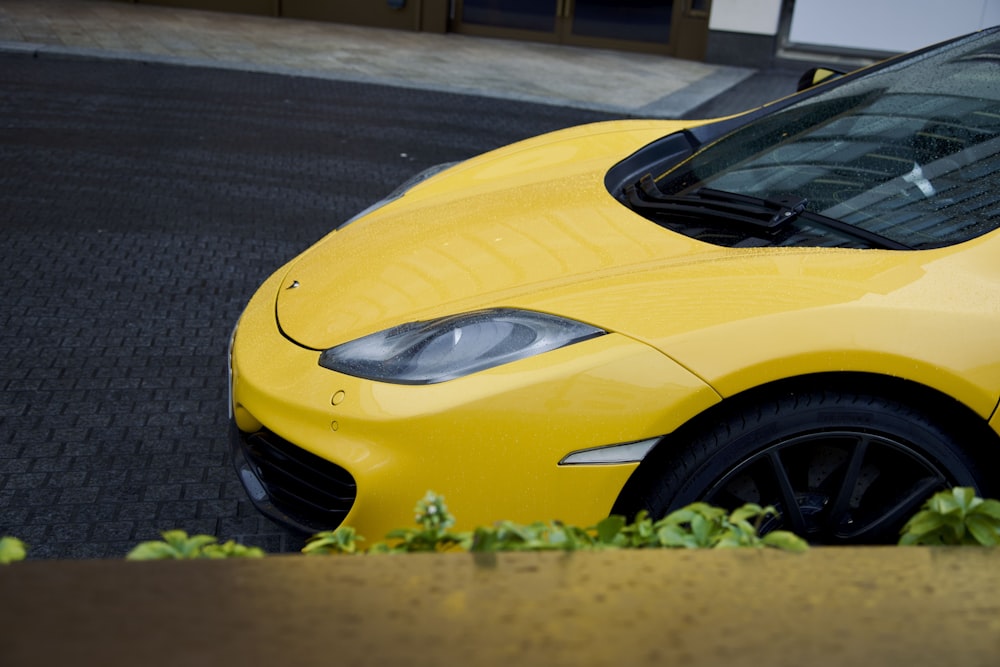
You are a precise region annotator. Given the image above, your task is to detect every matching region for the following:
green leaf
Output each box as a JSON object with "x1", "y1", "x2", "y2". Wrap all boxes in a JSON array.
[
  {"x1": 728, "y1": 526, "x2": 760, "y2": 548},
  {"x1": 951, "y1": 487, "x2": 981, "y2": 514},
  {"x1": 126, "y1": 541, "x2": 183, "y2": 560},
  {"x1": 712, "y1": 532, "x2": 748, "y2": 549},
  {"x1": 0, "y1": 536, "x2": 28, "y2": 564},
  {"x1": 634, "y1": 516, "x2": 654, "y2": 541},
  {"x1": 928, "y1": 490, "x2": 961, "y2": 515},
  {"x1": 965, "y1": 514, "x2": 1000, "y2": 546},
  {"x1": 970, "y1": 499, "x2": 1000, "y2": 520},
  {"x1": 657, "y1": 524, "x2": 697, "y2": 549},
  {"x1": 660, "y1": 506, "x2": 697, "y2": 526},
  {"x1": 188, "y1": 534, "x2": 222, "y2": 549},
  {"x1": 901, "y1": 510, "x2": 946, "y2": 537},
  {"x1": 156, "y1": 531, "x2": 217, "y2": 558},
  {"x1": 159, "y1": 530, "x2": 191, "y2": 547},
  {"x1": 899, "y1": 488, "x2": 1000, "y2": 546},
  {"x1": 596, "y1": 515, "x2": 626, "y2": 544},
  {"x1": 685, "y1": 503, "x2": 726, "y2": 522},
  {"x1": 384, "y1": 527, "x2": 415, "y2": 541},
  {"x1": 941, "y1": 515, "x2": 968, "y2": 543},
  {"x1": 726, "y1": 519, "x2": 757, "y2": 539},
  {"x1": 124, "y1": 531, "x2": 265, "y2": 559},
  {"x1": 916, "y1": 528, "x2": 956, "y2": 546},
  {"x1": 690, "y1": 513, "x2": 714, "y2": 546},
  {"x1": 303, "y1": 527, "x2": 364, "y2": 555},
  {"x1": 761, "y1": 530, "x2": 810, "y2": 552},
  {"x1": 209, "y1": 541, "x2": 266, "y2": 558},
  {"x1": 729, "y1": 503, "x2": 773, "y2": 525}
]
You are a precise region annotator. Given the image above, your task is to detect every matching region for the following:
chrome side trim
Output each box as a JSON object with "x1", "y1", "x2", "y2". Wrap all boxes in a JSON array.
[{"x1": 558, "y1": 437, "x2": 660, "y2": 466}]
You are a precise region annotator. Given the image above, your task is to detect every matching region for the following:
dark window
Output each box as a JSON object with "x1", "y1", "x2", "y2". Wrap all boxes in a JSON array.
[
  {"x1": 572, "y1": 0, "x2": 674, "y2": 44},
  {"x1": 461, "y1": 0, "x2": 558, "y2": 32}
]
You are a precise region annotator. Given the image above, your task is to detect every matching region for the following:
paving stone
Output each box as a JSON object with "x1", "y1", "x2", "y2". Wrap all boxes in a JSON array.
[
  {"x1": 72, "y1": 504, "x2": 120, "y2": 523},
  {"x1": 90, "y1": 521, "x2": 136, "y2": 542},
  {"x1": 0, "y1": 52, "x2": 615, "y2": 559},
  {"x1": 58, "y1": 487, "x2": 102, "y2": 505},
  {"x1": 156, "y1": 500, "x2": 200, "y2": 522},
  {"x1": 49, "y1": 523, "x2": 92, "y2": 542},
  {"x1": 115, "y1": 503, "x2": 160, "y2": 522},
  {"x1": 10, "y1": 525, "x2": 51, "y2": 545},
  {"x1": 182, "y1": 483, "x2": 222, "y2": 501},
  {"x1": 142, "y1": 485, "x2": 184, "y2": 503}
]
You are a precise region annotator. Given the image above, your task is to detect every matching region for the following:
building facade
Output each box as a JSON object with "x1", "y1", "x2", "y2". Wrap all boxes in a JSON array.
[
  {"x1": 708, "y1": 0, "x2": 1000, "y2": 67},
  {"x1": 122, "y1": 0, "x2": 1000, "y2": 65}
]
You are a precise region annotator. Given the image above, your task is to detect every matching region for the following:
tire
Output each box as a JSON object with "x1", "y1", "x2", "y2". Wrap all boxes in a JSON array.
[{"x1": 637, "y1": 387, "x2": 988, "y2": 545}]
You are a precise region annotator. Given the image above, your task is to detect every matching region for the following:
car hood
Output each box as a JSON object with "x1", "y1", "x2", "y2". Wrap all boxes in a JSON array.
[
  {"x1": 275, "y1": 118, "x2": 947, "y2": 355},
  {"x1": 271, "y1": 114, "x2": 1000, "y2": 417},
  {"x1": 276, "y1": 119, "x2": 716, "y2": 349}
]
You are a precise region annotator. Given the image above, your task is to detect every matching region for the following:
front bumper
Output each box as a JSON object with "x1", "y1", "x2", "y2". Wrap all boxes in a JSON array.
[
  {"x1": 229, "y1": 272, "x2": 719, "y2": 541},
  {"x1": 230, "y1": 422, "x2": 356, "y2": 534}
]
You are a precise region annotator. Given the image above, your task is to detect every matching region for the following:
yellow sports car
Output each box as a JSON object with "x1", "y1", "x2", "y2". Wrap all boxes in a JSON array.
[{"x1": 230, "y1": 28, "x2": 1000, "y2": 545}]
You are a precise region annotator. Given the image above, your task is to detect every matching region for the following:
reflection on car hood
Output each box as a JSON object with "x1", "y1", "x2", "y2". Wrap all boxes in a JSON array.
[
  {"x1": 276, "y1": 120, "x2": 710, "y2": 349},
  {"x1": 276, "y1": 119, "x2": 928, "y2": 353}
]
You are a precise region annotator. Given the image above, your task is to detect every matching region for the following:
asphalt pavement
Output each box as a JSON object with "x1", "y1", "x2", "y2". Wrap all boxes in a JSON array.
[
  {"x1": 0, "y1": 1, "x2": 809, "y2": 559},
  {"x1": 0, "y1": 52, "x2": 632, "y2": 559}
]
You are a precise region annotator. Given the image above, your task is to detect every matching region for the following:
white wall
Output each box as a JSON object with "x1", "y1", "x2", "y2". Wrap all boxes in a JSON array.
[
  {"x1": 708, "y1": 0, "x2": 782, "y2": 35},
  {"x1": 788, "y1": 0, "x2": 1000, "y2": 53}
]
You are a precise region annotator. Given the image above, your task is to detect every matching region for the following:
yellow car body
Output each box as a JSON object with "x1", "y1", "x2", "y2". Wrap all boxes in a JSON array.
[{"x1": 231, "y1": 30, "x2": 1000, "y2": 544}]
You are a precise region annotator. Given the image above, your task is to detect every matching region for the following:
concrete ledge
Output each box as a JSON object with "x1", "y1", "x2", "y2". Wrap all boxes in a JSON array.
[
  {"x1": 3, "y1": 547, "x2": 999, "y2": 666},
  {"x1": 705, "y1": 29, "x2": 779, "y2": 68}
]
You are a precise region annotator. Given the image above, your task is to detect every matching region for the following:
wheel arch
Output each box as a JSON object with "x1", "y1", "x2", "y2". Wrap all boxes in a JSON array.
[{"x1": 611, "y1": 371, "x2": 1000, "y2": 518}]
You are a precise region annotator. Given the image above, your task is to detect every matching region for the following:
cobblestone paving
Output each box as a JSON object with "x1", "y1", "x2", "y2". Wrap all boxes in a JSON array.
[{"x1": 0, "y1": 53, "x2": 614, "y2": 559}]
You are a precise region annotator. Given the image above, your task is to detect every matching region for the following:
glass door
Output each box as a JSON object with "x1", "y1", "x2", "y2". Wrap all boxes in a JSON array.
[
  {"x1": 569, "y1": 0, "x2": 675, "y2": 47},
  {"x1": 453, "y1": 0, "x2": 688, "y2": 55},
  {"x1": 460, "y1": 0, "x2": 560, "y2": 34}
]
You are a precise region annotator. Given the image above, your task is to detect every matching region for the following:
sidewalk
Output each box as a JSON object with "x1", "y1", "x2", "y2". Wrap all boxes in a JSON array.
[{"x1": 0, "y1": 0, "x2": 776, "y2": 118}]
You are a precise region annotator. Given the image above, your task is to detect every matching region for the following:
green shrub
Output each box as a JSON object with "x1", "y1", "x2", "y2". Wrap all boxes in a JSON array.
[
  {"x1": 899, "y1": 487, "x2": 1000, "y2": 546},
  {"x1": 305, "y1": 492, "x2": 470, "y2": 555},
  {"x1": 470, "y1": 519, "x2": 598, "y2": 552},
  {"x1": 126, "y1": 530, "x2": 266, "y2": 560},
  {"x1": 303, "y1": 492, "x2": 809, "y2": 555},
  {"x1": 375, "y1": 491, "x2": 470, "y2": 553},
  {"x1": 590, "y1": 503, "x2": 808, "y2": 552},
  {"x1": 302, "y1": 525, "x2": 365, "y2": 555},
  {"x1": 0, "y1": 536, "x2": 27, "y2": 564},
  {"x1": 21, "y1": 487, "x2": 1000, "y2": 560}
]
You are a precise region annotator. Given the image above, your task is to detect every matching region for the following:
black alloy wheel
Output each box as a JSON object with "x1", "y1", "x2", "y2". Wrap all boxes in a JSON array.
[{"x1": 637, "y1": 387, "x2": 988, "y2": 545}]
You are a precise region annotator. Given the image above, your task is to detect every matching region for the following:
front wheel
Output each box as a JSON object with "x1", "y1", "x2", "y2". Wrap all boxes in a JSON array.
[{"x1": 634, "y1": 388, "x2": 989, "y2": 545}]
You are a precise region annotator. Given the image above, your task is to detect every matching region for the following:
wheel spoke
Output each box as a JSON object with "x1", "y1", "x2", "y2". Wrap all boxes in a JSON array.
[
  {"x1": 826, "y1": 434, "x2": 871, "y2": 525},
  {"x1": 835, "y1": 476, "x2": 943, "y2": 541},
  {"x1": 767, "y1": 450, "x2": 808, "y2": 536}
]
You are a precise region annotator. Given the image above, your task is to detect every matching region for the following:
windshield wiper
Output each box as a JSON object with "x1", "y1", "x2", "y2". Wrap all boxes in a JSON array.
[
  {"x1": 627, "y1": 175, "x2": 806, "y2": 229},
  {"x1": 624, "y1": 174, "x2": 912, "y2": 250}
]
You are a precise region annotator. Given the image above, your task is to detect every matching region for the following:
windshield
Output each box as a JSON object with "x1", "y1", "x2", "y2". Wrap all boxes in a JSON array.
[{"x1": 648, "y1": 29, "x2": 1000, "y2": 250}]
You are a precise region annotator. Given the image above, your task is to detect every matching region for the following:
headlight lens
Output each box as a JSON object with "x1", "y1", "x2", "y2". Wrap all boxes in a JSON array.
[{"x1": 318, "y1": 308, "x2": 605, "y2": 384}]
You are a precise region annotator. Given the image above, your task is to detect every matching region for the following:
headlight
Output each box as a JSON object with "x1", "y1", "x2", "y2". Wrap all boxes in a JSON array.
[
  {"x1": 318, "y1": 308, "x2": 605, "y2": 384},
  {"x1": 337, "y1": 161, "x2": 460, "y2": 230}
]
